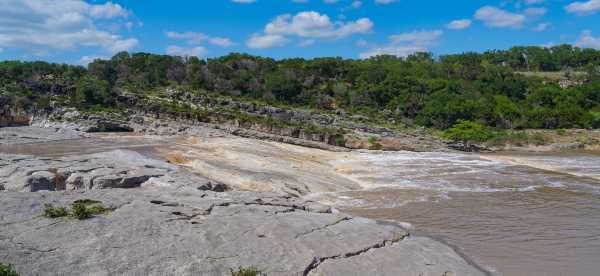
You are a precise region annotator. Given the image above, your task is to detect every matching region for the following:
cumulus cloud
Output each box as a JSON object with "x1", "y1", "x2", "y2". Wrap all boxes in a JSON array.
[
  {"x1": 165, "y1": 45, "x2": 208, "y2": 57},
  {"x1": 446, "y1": 19, "x2": 472, "y2": 30},
  {"x1": 0, "y1": 0, "x2": 137, "y2": 54},
  {"x1": 359, "y1": 30, "x2": 442, "y2": 59},
  {"x1": 565, "y1": 0, "x2": 600, "y2": 16},
  {"x1": 246, "y1": 34, "x2": 289, "y2": 49},
  {"x1": 247, "y1": 11, "x2": 372, "y2": 49},
  {"x1": 575, "y1": 30, "x2": 600, "y2": 49},
  {"x1": 264, "y1": 11, "x2": 373, "y2": 38},
  {"x1": 474, "y1": 6, "x2": 525, "y2": 28}
]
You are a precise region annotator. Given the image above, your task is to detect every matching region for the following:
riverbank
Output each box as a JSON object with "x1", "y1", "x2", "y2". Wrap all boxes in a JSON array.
[{"x1": 0, "y1": 126, "x2": 489, "y2": 276}]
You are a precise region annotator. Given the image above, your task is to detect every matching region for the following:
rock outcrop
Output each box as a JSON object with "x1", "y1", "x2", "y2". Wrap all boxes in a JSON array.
[
  {"x1": 0, "y1": 188, "x2": 487, "y2": 276},
  {"x1": 0, "y1": 126, "x2": 86, "y2": 145},
  {"x1": 0, "y1": 128, "x2": 489, "y2": 275},
  {"x1": 0, "y1": 150, "x2": 220, "y2": 192}
]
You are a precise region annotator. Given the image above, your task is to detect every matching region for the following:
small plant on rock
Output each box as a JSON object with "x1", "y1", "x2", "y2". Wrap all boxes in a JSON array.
[
  {"x1": 42, "y1": 204, "x2": 68, "y2": 218},
  {"x1": 71, "y1": 202, "x2": 91, "y2": 220},
  {"x1": 41, "y1": 200, "x2": 110, "y2": 220},
  {"x1": 229, "y1": 267, "x2": 267, "y2": 276},
  {"x1": 0, "y1": 263, "x2": 20, "y2": 276}
]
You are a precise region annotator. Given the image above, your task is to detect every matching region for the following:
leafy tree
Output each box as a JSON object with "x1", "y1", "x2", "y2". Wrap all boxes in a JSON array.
[{"x1": 443, "y1": 120, "x2": 491, "y2": 144}]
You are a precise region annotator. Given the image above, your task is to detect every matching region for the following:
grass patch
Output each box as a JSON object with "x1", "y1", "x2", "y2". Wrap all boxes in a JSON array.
[
  {"x1": 42, "y1": 200, "x2": 110, "y2": 220},
  {"x1": 229, "y1": 267, "x2": 266, "y2": 276},
  {"x1": 0, "y1": 263, "x2": 19, "y2": 276},
  {"x1": 42, "y1": 204, "x2": 68, "y2": 218}
]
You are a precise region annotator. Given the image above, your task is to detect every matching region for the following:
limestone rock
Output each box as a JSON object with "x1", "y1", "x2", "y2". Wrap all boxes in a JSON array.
[{"x1": 0, "y1": 189, "x2": 488, "y2": 276}]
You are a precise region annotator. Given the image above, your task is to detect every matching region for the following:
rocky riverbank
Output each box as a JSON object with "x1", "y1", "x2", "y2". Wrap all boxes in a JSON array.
[{"x1": 0, "y1": 126, "x2": 490, "y2": 276}]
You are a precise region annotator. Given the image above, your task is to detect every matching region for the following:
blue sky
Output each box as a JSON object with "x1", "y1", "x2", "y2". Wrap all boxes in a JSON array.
[{"x1": 0, "y1": 0, "x2": 599, "y2": 64}]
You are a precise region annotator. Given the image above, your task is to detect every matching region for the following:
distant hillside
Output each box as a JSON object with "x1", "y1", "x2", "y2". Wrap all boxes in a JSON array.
[{"x1": 1, "y1": 44, "x2": 600, "y2": 131}]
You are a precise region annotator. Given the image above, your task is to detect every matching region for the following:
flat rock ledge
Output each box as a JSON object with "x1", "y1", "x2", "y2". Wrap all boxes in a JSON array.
[
  {"x1": 0, "y1": 150, "x2": 487, "y2": 276},
  {"x1": 0, "y1": 188, "x2": 486, "y2": 276}
]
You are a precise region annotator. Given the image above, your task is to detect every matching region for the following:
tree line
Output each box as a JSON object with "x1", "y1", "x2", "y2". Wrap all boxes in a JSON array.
[{"x1": 1, "y1": 44, "x2": 600, "y2": 130}]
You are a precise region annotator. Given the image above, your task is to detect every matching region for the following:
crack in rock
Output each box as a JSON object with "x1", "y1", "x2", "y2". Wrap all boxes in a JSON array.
[
  {"x1": 302, "y1": 233, "x2": 409, "y2": 276},
  {"x1": 294, "y1": 217, "x2": 352, "y2": 238}
]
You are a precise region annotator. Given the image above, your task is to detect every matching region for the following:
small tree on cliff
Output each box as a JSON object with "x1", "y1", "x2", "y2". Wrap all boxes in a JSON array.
[{"x1": 443, "y1": 120, "x2": 490, "y2": 146}]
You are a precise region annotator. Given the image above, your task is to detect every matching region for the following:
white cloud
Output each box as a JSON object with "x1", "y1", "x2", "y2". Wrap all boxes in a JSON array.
[
  {"x1": 209, "y1": 37, "x2": 234, "y2": 47},
  {"x1": 575, "y1": 30, "x2": 600, "y2": 49},
  {"x1": 232, "y1": 0, "x2": 256, "y2": 3},
  {"x1": 474, "y1": 6, "x2": 525, "y2": 28},
  {"x1": 89, "y1": 2, "x2": 129, "y2": 19},
  {"x1": 264, "y1": 11, "x2": 373, "y2": 39},
  {"x1": 0, "y1": 0, "x2": 137, "y2": 54},
  {"x1": 246, "y1": 34, "x2": 289, "y2": 49},
  {"x1": 525, "y1": 0, "x2": 545, "y2": 4},
  {"x1": 565, "y1": 0, "x2": 600, "y2": 16},
  {"x1": 165, "y1": 45, "x2": 208, "y2": 57},
  {"x1": 524, "y1": 7, "x2": 547, "y2": 16},
  {"x1": 360, "y1": 30, "x2": 442, "y2": 59},
  {"x1": 166, "y1": 31, "x2": 208, "y2": 44},
  {"x1": 446, "y1": 19, "x2": 472, "y2": 30},
  {"x1": 166, "y1": 31, "x2": 233, "y2": 48}
]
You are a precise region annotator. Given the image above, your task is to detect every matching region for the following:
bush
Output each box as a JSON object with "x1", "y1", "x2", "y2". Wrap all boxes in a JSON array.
[
  {"x1": 229, "y1": 267, "x2": 266, "y2": 276},
  {"x1": 0, "y1": 263, "x2": 19, "y2": 276},
  {"x1": 71, "y1": 202, "x2": 91, "y2": 220},
  {"x1": 443, "y1": 120, "x2": 490, "y2": 144},
  {"x1": 42, "y1": 204, "x2": 68, "y2": 218},
  {"x1": 41, "y1": 200, "x2": 109, "y2": 220},
  {"x1": 71, "y1": 200, "x2": 108, "y2": 220}
]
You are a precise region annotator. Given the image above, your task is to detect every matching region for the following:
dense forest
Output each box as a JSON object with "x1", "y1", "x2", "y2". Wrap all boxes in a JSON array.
[{"x1": 2, "y1": 44, "x2": 600, "y2": 130}]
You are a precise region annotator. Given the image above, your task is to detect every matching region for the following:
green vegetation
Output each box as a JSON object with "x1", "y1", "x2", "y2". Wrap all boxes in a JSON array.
[
  {"x1": 229, "y1": 267, "x2": 266, "y2": 276},
  {"x1": 0, "y1": 263, "x2": 19, "y2": 276},
  {"x1": 443, "y1": 120, "x2": 490, "y2": 145},
  {"x1": 2, "y1": 44, "x2": 600, "y2": 132},
  {"x1": 0, "y1": 264, "x2": 18, "y2": 276},
  {"x1": 42, "y1": 204, "x2": 69, "y2": 218},
  {"x1": 41, "y1": 200, "x2": 109, "y2": 220}
]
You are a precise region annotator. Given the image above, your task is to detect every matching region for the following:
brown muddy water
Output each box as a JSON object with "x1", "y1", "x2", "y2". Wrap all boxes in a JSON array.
[{"x1": 2, "y1": 134, "x2": 599, "y2": 276}]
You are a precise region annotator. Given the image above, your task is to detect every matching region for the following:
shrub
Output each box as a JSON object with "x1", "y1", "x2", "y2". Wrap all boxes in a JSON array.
[
  {"x1": 0, "y1": 263, "x2": 19, "y2": 276},
  {"x1": 42, "y1": 204, "x2": 68, "y2": 218},
  {"x1": 229, "y1": 267, "x2": 266, "y2": 276},
  {"x1": 71, "y1": 202, "x2": 91, "y2": 220},
  {"x1": 555, "y1": 129, "x2": 567, "y2": 136},
  {"x1": 443, "y1": 120, "x2": 490, "y2": 144},
  {"x1": 42, "y1": 200, "x2": 109, "y2": 220}
]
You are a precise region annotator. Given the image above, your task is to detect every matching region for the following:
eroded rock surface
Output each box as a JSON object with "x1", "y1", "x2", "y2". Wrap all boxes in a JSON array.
[
  {"x1": 0, "y1": 150, "x2": 218, "y2": 192},
  {"x1": 0, "y1": 188, "x2": 487, "y2": 276},
  {"x1": 0, "y1": 126, "x2": 86, "y2": 145}
]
